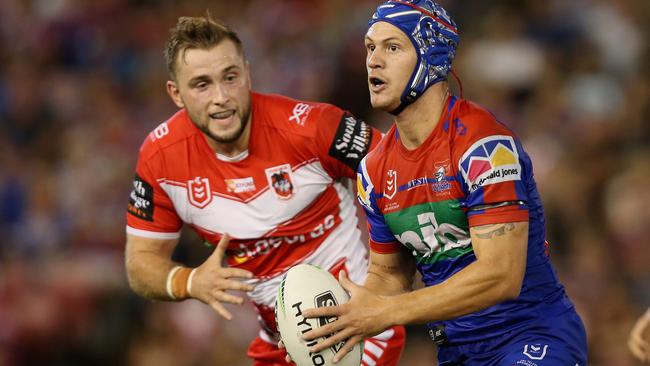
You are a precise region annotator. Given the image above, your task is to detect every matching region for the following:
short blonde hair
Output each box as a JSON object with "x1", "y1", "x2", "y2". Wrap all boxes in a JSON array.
[{"x1": 164, "y1": 13, "x2": 243, "y2": 79}]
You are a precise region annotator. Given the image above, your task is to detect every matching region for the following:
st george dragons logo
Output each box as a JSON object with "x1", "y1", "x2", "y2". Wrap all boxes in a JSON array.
[{"x1": 265, "y1": 164, "x2": 295, "y2": 199}]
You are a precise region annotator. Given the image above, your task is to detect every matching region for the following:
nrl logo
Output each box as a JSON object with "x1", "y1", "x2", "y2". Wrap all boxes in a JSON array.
[
  {"x1": 384, "y1": 169, "x2": 397, "y2": 200},
  {"x1": 188, "y1": 176, "x2": 213, "y2": 208},
  {"x1": 265, "y1": 164, "x2": 295, "y2": 200}
]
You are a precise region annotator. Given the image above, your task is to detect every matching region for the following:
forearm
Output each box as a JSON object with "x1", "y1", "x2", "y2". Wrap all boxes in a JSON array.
[
  {"x1": 126, "y1": 251, "x2": 184, "y2": 300},
  {"x1": 386, "y1": 259, "x2": 516, "y2": 325},
  {"x1": 125, "y1": 235, "x2": 185, "y2": 301},
  {"x1": 385, "y1": 221, "x2": 528, "y2": 326},
  {"x1": 364, "y1": 248, "x2": 415, "y2": 296},
  {"x1": 365, "y1": 266, "x2": 411, "y2": 296}
]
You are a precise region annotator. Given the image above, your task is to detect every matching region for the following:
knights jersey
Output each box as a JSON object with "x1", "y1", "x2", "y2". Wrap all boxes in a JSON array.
[
  {"x1": 357, "y1": 95, "x2": 574, "y2": 344},
  {"x1": 126, "y1": 92, "x2": 380, "y2": 333}
]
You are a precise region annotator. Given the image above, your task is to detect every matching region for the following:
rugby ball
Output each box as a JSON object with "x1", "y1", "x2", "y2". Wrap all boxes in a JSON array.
[{"x1": 275, "y1": 264, "x2": 362, "y2": 366}]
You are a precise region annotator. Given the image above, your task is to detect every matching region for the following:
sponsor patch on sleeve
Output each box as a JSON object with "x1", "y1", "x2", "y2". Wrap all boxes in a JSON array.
[
  {"x1": 127, "y1": 174, "x2": 154, "y2": 221},
  {"x1": 356, "y1": 158, "x2": 375, "y2": 213},
  {"x1": 459, "y1": 135, "x2": 522, "y2": 192},
  {"x1": 328, "y1": 112, "x2": 373, "y2": 170}
]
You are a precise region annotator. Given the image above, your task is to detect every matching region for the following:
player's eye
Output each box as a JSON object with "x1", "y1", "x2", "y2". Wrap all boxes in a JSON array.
[
  {"x1": 224, "y1": 73, "x2": 239, "y2": 83},
  {"x1": 366, "y1": 44, "x2": 375, "y2": 52},
  {"x1": 388, "y1": 44, "x2": 400, "y2": 52}
]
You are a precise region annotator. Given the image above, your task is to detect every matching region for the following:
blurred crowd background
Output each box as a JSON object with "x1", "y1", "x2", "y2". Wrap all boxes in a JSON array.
[{"x1": 0, "y1": 0, "x2": 648, "y2": 365}]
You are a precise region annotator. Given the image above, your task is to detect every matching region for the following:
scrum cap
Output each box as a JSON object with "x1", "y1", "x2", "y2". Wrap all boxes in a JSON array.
[{"x1": 369, "y1": 0, "x2": 459, "y2": 114}]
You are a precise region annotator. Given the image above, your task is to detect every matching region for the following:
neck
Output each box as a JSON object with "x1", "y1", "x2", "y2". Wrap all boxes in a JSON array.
[{"x1": 394, "y1": 82, "x2": 449, "y2": 150}]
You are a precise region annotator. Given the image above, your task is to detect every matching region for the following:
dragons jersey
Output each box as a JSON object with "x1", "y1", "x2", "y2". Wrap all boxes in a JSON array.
[
  {"x1": 126, "y1": 92, "x2": 380, "y2": 333},
  {"x1": 357, "y1": 95, "x2": 574, "y2": 344}
]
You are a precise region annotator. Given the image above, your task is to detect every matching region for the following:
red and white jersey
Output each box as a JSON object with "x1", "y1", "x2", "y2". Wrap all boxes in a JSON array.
[{"x1": 126, "y1": 92, "x2": 380, "y2": 331}]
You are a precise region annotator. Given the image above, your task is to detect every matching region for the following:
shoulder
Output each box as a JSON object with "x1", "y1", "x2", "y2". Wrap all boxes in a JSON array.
[
  {"x1": 449, "y1": 99, "x2": 527, "y2": 188},
  {"x1": 253, "y1": 92, "x2": 344, "y2": 134},
  {"x1": 451, "y1": 98, "x2": 516, "y2": 141},
  {"x1": 448, "y1": 98, "x2": 520, "y2": 157},
  {"x1": 138, "y1": 109, "x2": 198, "y2": 162}
]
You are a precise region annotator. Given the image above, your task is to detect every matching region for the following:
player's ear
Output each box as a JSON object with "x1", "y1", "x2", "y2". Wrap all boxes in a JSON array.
[{"x1": 166, "y1": 80, "x2": 185, "y2": 108}]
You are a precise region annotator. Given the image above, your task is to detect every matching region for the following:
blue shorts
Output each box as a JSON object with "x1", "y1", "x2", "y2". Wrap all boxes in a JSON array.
[{"x1": 438, "y1": 309, "x2": 587, "y2": 366}]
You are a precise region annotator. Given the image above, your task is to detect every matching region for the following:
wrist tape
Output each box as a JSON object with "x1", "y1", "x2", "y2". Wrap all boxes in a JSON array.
[{"x1": 166, "y1": 266, "x2": 197, "y2": 300}]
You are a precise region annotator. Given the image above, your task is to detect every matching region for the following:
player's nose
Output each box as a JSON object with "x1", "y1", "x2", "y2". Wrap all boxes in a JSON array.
[
  {"x1": 210, "y1": 83, "x2": 229, "y2": 105},
  {"x1": 367, "y1": 49, "x2": 384, "y2": 69}
]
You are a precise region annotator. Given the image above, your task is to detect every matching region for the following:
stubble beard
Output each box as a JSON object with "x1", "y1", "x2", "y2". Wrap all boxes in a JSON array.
[{"x1": 192, "y1": 107, "x2": 251, "y2": 144}]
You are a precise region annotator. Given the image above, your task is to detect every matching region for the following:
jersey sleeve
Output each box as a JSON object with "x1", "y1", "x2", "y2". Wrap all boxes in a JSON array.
[
  {"x1": 357, "y1": 157, "x2": 402, "y2": 254},
  {"x1": 126, "y1": 139, "x2": 182, "y2": 239},
  {"x1": 457, "y1": 134, "x2": 530, "y2": 227},
  {"x1": 314, "y1": 105, "x2": 381, "y2": 180}
]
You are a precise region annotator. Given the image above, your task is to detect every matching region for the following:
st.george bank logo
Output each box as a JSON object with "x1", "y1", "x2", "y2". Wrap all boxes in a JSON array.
[
  {"x1": 188, "y1": 177, "x2": 213, "y2": 208},
  {"x1": 459, "y1": 135, "x2": 521, "y2": 192}
]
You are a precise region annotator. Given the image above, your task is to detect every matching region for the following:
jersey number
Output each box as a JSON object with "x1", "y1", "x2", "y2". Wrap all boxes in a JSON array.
[{"x1": 153, "y1": 123, "x2": 169, "y2": 139}]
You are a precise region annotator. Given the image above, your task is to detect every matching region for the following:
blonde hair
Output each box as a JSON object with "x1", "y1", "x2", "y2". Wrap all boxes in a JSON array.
[{"x1": 164, "y1": 13, "x2": 243, "y2": 79}]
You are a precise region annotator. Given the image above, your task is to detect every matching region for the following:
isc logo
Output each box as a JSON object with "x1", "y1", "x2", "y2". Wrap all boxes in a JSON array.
[{"x1": 395, "y1": 212, "x2": 470, "y2": 257}]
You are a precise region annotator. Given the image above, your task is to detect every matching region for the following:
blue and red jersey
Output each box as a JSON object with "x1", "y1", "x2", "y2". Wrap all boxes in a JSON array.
[{"x1": 357, "y1": 95, "x2": 574, "y2": 344}]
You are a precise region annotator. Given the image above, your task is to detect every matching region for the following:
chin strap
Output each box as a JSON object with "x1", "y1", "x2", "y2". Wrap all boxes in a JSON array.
[
  {"x1": 450, "y1": 69, "x2": 464, "y2": 99},
  {"x1": 389, "y1": 102, "x2": 408, "y2": 116}
]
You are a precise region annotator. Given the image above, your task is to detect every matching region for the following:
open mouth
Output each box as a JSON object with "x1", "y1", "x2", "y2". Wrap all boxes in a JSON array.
[
  {"x1": 209, "y1": 110, "x2": 235, "y2": 120},
  {"x1": 369, "y1": 76, "x2": 386, "y2": 91}
]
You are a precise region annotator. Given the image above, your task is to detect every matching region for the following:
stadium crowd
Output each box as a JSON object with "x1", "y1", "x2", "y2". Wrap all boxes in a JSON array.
[{"x1": 0, "y1": 0, "x2": 647, "y2": 365}]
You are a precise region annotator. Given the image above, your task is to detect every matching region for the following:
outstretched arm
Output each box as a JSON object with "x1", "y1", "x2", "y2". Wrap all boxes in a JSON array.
[{"x1": 125, "y1": 233, "x2": 255, "y2": 319}]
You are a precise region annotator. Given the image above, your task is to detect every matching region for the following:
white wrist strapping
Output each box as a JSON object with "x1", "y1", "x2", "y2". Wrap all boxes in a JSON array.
[
  {"x1": 166, "y1": 266, "x2": 183, "y2": 300},
  {"x1": 187, "y1": 268, "x2": 198, "y2": 297}
]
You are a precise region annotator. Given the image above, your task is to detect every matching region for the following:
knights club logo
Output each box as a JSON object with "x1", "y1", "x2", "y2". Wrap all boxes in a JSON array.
[
  {"x1": 432, "y1": 160, "x2": 452, "y2": 194},
  {"x1": 265, "y1": 164, "x2": 295, "y2": 200},
  {"x1": 187, "y1": 176, "x2": 213, "y2": 208}
]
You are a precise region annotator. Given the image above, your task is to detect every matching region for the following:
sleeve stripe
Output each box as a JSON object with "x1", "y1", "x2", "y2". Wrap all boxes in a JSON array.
[
  {"x1": 126, "y1": 226, "x2": 181, "y2": 240},
  {"x1": 369, "y1": 239, "x2": 402, "y2": 254},
  {"x1": 467, "y1": 200, "x2": 526, "y2": 212},
  {"x1": 467, "y1": 209, "x2": 529, "y2": 227}
]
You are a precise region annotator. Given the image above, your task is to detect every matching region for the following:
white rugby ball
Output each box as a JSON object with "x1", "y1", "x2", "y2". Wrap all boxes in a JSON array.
[{"x1": 275, "y1": 264, "x2": 362, "y2": 366}]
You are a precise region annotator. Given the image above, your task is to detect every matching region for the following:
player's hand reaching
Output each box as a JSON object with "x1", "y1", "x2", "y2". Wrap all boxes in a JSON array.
[
  {"x1": 189, "y1": 233, "x2": 255, "y2": 320},
  {"x1": 628, "y1": 308, "x2": 650, "y2": 363},
  {"x1": 302, "y1": 271, "x2": 393, "y2": 363}
]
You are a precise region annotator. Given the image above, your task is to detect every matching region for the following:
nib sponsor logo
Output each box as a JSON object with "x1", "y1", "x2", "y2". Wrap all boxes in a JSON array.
[{"x1": 459, "y1": 135, "x2": 522, "y2": 192}]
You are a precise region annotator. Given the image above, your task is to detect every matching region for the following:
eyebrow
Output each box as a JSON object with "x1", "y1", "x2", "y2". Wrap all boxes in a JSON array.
[
  {"x1": 221, "y1": 65, "x2": 241, "y2": 74},
  {"x1": 187, "y1": 65, "x2": 241, "y2": 84},
  {"x1": 364, "y1": 36, "x2": 404, "y2": 44}
]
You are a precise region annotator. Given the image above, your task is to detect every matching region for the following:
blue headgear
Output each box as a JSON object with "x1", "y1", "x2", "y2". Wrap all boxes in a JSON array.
[{"x1": 369, "y1": 0, "x2": 459, "y2": 115}]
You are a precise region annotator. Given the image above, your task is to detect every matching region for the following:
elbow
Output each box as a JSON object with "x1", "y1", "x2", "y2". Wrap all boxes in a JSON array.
[
  {"x1": 501, "y1": 280, "x2": 522, "y2": 300},
  {"x1": 124, "y1": 256, "x2": 142, "y2": 294}
]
